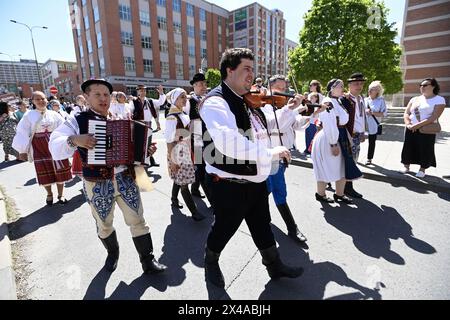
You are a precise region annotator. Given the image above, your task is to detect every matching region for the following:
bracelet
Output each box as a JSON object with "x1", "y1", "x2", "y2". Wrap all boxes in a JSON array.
[
  {"x1": 330, "y1": 143, "x2": 338, "y2": 147},
  {"x1": 67, "y1": 136, "x2": 77, "y2": 148}
]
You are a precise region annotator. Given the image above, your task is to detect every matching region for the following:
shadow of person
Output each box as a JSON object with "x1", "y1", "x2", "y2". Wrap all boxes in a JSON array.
[
  {"x1": 321, "y1": 200, "x2": 436, "y2": 265},
  {"x1": 156, "y1": 206, "x2": 212, "y2": 290},
  {"x1": 6, "y1": 193, "x2": 85, "y2": 241},
  {"x1": 107, "y1": 274, "x2": 169, "y2": 300},
  {"x1": 24, "y1": 178, "x2": 37, "y2": 186},
  {"x1": 83, "y1": 268, "x2": 113, "y2": 300},
  {"x1": 0, "y1": 159, "x2": 22, "y2": 171},
  {"x1": 146, "y1": 169, "x2": 162, "y2": 184},
  {"x1": 206, "y1": 282, "x2": 232, "y2": 301},
  {"x1": 258, "y1": 232, "x2": 382, "y2": 300},
  {"x1": 65, "y1": 176, "x2": 82, "y2": 188}
]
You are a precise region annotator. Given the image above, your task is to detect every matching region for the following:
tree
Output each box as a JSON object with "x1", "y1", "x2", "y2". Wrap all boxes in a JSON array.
[
  {"x1": 205, "y1": 69, "x2": 221, "y2": 89},
  {"x1": 289, "y1": 0, "x2": 403, "y2": 94}
]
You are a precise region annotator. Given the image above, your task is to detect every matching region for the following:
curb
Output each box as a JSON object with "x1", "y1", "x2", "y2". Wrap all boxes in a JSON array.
[
  {"x1": 291, "y1": 159, "x2": 450, "y2": 194},
  {"x1": 0, "y1": 189, "x2": 17, "y2": 300}
]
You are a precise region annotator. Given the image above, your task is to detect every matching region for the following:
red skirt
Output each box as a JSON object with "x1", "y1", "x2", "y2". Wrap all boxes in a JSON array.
[
  {"x1": 32, "y1": 132, "x2": 72, "y2": 186},
  {"x1": 72, "y1": 150, "x2": 83, "y2": 176}
]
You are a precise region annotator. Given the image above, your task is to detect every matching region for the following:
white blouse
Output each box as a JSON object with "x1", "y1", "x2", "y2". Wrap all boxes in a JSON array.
[
  {"x1": 165, "y1": 111, "x2": 191, "y2": 143},
  {"x1": 365, "y1": 96, "x2": 387, "y2": 135},
  {"x1": 110, "y1": 103, "x2": 132, "y2": 120},
  {"x1": 409, "y1": 95, "x2": 446, "y2": 124},
  {"x1": 12, "y1": 109, "x2": 64, "y2": 154},
  {"x1": 321, "y1": 97, "x2": 349, "y2": 145}
]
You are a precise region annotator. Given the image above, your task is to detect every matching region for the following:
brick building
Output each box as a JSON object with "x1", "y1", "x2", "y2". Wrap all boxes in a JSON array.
[{"x1": 401, "y1": 0, "x2": 450, "y2": 106}]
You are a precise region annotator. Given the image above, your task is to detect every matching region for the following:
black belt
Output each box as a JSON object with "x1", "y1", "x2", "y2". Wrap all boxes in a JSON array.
[{"x1": 209, "y1": 174, "x2": 251, "y2": 184}]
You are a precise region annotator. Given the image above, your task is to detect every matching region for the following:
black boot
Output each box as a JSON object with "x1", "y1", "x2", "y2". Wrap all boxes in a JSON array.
[
  {"x1": 260, "y1": 246, "x2": 303, "y2": 279},
  {"x1": 204, "y1": 247, "x2": 225, "y2": 288},
  {"x1": 276, "y1": 204, "x2": 307, "y2": 243},
  {"x1": 171, "y1": 183, "x2": 183, "y2": 209},
  {"x1": 99, "y1": 231, "x2": 120, "y2": 272},
  {"x1": 181, "y1": 186, "x2": 205, "y2": 221},
  {"x1": 191, "y1": 180, "x2": 205, "y2": 198},
  {"x1": 344, "y1": 182, "x2": 363, "y2": 198},
  {"x1": 132, "y1": 233, "x2": 167, "y2": 274}
]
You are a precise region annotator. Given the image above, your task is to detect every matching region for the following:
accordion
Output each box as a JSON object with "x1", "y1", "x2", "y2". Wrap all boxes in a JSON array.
[{"x1": 87, "y1": 119, "x2": 151, "y2": 166}]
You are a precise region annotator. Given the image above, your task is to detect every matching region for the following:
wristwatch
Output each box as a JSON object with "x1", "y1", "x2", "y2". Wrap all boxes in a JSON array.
[{"x1": 67, "y1": 136, "x2": 77, "y2": 148}]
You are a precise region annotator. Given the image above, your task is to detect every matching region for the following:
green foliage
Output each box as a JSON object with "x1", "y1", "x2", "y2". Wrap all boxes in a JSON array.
[
  {"x1": 205, "y1": 69, "x2": 221, "y2": 89},
  {"x1": 289, "y1": 0, "x2": 403, "y2": 94}
]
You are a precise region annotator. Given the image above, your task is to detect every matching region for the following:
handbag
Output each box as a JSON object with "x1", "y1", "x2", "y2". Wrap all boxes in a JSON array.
[
  {"x1": 372, "y1": 115, "x2": 383, "y2": 135},
  {"x1": 419, "y1": 122, "x2": 441, "y2": 134}
]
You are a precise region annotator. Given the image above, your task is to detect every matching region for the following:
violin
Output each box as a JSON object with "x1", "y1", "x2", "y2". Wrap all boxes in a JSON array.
[{"x1": 243, "y1": 91, "x2": 293, "y2": 109}]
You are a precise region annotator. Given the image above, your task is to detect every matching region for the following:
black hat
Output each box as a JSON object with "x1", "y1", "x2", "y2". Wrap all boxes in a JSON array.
[
  {"x1": 190, "y1": 73, "x2": 206, "y2": 85},
  {"x1": 81, "y1": 79, "x2": 113, "y2": 94},
  {"x1": 347, "y1": 73, "x2": 367, "y2": 83}
]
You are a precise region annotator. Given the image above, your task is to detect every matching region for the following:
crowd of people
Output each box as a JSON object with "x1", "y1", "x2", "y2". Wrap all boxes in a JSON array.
[{"x1": 0, "y1": 47, "x2": 447, "y2": 288}]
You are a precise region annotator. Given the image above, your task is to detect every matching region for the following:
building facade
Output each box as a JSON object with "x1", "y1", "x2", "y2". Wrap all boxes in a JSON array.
[
  {"x1": 401, "y1": 0, "x2": 450, "y2": 106},
  {"x1": 0, "y1": 59, "x2": 42, "y2": 98},
  {"x1": 69, "y1": 0, "x2": 229, "y2": 93},
  {"x1": 228, "y1": 4, "x2": 287, "y2": 81},
  {"x1": 41, "y1": 60, "x2": 79, "y2": 96}
]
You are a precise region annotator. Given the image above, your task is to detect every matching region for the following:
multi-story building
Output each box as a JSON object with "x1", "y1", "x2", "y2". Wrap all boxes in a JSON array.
[
  {"x1": 41, "y1": 60, "x2": 79, "y2": 95},
  {"x1": 54, "y1": 70, "x2": 83, "y2": 101},
  {"x1": 69, "y1": 0, "x2": 229, "y2": 93},
  {"x1": 401, "y1": 0, "x2": 450, "y2": 106},
  {"x1": 0, "y1": 59, "x2": 42, "y2": 98},
  {"x1": 285, "y1": 38, "x2": 297, "y2": 75},
  {"x1": 228, "y1": 4, "x2": 287, "y2": 81}
]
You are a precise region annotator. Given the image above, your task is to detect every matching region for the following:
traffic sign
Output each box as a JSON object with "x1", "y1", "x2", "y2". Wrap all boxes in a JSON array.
[{"x1": 50, "y1": 86, "x2": 58, "y2": 95}]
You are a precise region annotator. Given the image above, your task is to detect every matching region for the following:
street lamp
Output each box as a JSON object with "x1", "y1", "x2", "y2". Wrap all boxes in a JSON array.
[
  {"x1": 10, "y1": 20, "x2": 47, "y2": 91},
  {"x1": 0, "y1": 52, "x2": 21, "y2": 96}
]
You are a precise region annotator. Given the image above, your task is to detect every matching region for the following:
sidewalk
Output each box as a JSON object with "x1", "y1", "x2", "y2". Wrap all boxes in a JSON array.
[
  {"x1": 0, "y1": 189, "x2": 17, "y2": 300},
  {"x1": 291, "y1": 107, "x2": 450, "y2": 193}
]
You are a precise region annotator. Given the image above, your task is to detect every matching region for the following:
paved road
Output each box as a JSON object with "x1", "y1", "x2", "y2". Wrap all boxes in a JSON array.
[{"x1": 1, "y1": 124, "x2": 449, "y2": 300}]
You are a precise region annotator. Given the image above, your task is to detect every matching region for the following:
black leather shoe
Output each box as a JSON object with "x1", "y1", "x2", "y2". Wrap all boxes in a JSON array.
[
  {"x1": 345, "y1": 189, "x2": 363, "y2": 198},
  {"x1": 288, "y1": 228, "x2": 307, "y2": 243},
  {"x1": 333, "y1": 194, "x2": 354, "y2": 204},
  {"x1": 315, "y1": 193, "x2": 334, "y2": 203},
  {"x1": 260, "y1": 246, "x2": 303, "y2": 279},
  {"x1": 191, "y1": 190, "x2": 206, "y2": 199},
  {"x1": 133, "y1": 233, "x2": 167, "y2": 274},
  {"x1": 141, "y1": 256, "x2": 167, "y2": 274},
  {"x1": 171, "y1": 201, "x2": 183, "y2": 209}
]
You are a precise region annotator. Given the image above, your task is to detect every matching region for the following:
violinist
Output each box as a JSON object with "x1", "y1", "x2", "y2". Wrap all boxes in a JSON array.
[
  {"x1": 199, "y1": 48, "x2": 304, "y2": 288},
  {"x1": 261, "y1": 74, "x2": 312, "y2": 245}
]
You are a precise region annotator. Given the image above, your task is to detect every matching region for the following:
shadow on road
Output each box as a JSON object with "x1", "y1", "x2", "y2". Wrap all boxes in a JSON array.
[
  {"x1": 258, "y1": 226, "x2": 383, "y2": 300},
  {"x1": 319, "y1": 200, "x2": 436, "y2": 265},
  {"x1": 0, "y1": 160, "x2": 23, "y2": 171},
  {"x1": 4, "y1": 193, "x2": 85, "y2": 241},
  {"x1": 24, "y1": 178, "x2": 37, "y2": 186}
]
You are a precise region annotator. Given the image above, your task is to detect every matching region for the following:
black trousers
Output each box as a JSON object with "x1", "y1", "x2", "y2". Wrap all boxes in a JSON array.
[
  {"x1": 367, "y1": 134, "x2": 377, "y2": 160},
  {"x1": 206, "y1": 175, "x2": 276, "y2": 253}
]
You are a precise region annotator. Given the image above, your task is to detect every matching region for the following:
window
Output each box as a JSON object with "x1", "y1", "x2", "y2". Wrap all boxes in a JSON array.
[
  {"x1": 82, "y1": 0, "x2": 86, "y2": 6},
  {"x1": 175, "y1": 43, "x2": 182, "y2": 55},
  {"x1": 121, "y1": 31, "x2": 134, "y2": 46},
  {"x1": 159, "y1": 40, "x2": 168, "y2": 53},
  {"x1": 97, "y1": 32, "x2": 102, "y2": 48},
  {"x1": 187, "y1": 25, "x2": 195, "y2": 38},
  {"x1": 140, "y1": 11, "x2": 150, "y2": 27},
  {"x1": 173, "y1": 0, "x2": 181, "y2": 13},
  {"x1": 189, "y1": 65, "x2": 195, "y2": 77},
  {"x1": 89, "y1": 62, "x2": 95, "y2": 77},
  {"x1": 119, "y1": 4, "x2": 131, "y2": 21},
  {"x1": 199, "y1": 9, "x2": 206, "y2": 21},
  {"x1": 157, "y1": 16, "x2": 167, "y2": 30},
  {"x1": 186, "y1": 3, "x2": 194, "y2": 17},
  {"x1": 176, "y1": 64, "x2": 183, "y2": 78},
  {"x1": 157, "y1": 0, "x2": 166, "y2": 7},
  {"x1": 141, "y1": 36, "x2": 152, "y2": 49},
  {"x1": 124, "y1": 57, "x2": 135, "y2": 71},
  {"x1": 143, "y1": 59, "x2": 153, "y2": 73},
  {"x1": 160, "y1": 62, "x2": 169, "y2": 75},
  {"x1": 79, "y1": 44, "x2": 84, "y2": 58},
  {"x1": 87, "y1": 39, "x2": 93, "y2": 53},
  {"x1": 218, "y1": 17, "x2": 222, "y2": 27},
  {"x1": 99, "y1": 57, "x2": 105, "y2": 76},
  {"x1": 218, "y1": 34, "x2": 222, "y2": 45},
  {"x1": 173, "y1": 21, "x2": 182, "y2": 34},
  {"x1": 201, "y1": 29, "x2": 207, "y2": 41},
  {"x1": 188, "y1": 45, "x2": 195, "y2": 57},
  {"x1": 84, "y1": 16, "x2": 89, "y2": 30},
  {"x1": 201, "y1": 48, "x2": 207, "y2": 58},
  {"x1": 93, "y1": 6, "x2": 100, "y2": 22}
]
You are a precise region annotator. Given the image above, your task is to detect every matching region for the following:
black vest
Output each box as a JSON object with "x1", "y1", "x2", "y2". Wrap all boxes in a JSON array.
[
  {"x1": 75, "y1": 110, "x2": 115, "y2": 181},
  {"x1": 202, "y1": 82, "x2": 268, "y2": 176},
  {"x1": 189, "y1": 96, "x2": 201, "y2": 120}
]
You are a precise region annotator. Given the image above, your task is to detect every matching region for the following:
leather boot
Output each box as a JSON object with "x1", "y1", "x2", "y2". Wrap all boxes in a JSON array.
[
  {"x1": 345, "y1": 182, "x2": 363, "y2": 198},
  {"x1": 171, "y1": 183, "x2": 183, "y2": 209},
  {"x1": 260, "y1": 245, "x2": 303, "y2": 279},
  {"x1": 276, "y1": 204, "x2": 307, "y2": 243},
  {"x1": 99, "y1": 230, "x2": 120, "y2": 272},
  {"x1": 204, "y1": 247, "x2": 225, "y2": 288},
  {"x1": 132, "y1": 233, "x2": 167, "y2": 274},
  {"x1": 181, "y1": 186, "x2": 205, "y2": 221}
]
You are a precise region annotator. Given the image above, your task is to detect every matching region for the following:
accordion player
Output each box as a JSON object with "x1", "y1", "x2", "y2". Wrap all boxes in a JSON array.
[{"x1": 87, "y1": 119, "x2": 152, "y2": 166}]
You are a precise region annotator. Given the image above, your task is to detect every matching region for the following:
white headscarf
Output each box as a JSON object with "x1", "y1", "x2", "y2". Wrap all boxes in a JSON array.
[{"x1": 167, "y1": 88, "x2": 186, "y2": 105}]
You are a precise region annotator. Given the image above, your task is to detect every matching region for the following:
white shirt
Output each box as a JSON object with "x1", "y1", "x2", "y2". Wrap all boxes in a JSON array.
[
  {"x1": 200, "y1": 90, "x2": 280, "y2": 183},
  {"x1": 110, "y1": 103, "x2": 132, "y2": 120},
  {"x1": 349, "y1": 94, "x2": 366, "y2": 133},
  {"x1": 365, "y1": 96, "x2": 387, "y2": 135},
  {"x1": 129, "y1": 95, "x2": 167, "y2": 122},
  {"x1": 13, "y1": 110, "x2": 64, "y2": 154},
  {"x1": 409, "y1": 95, "x2": 446, "y2": 124}
]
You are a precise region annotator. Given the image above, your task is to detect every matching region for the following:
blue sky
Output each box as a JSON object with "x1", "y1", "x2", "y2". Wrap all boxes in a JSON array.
[{"x1": 0, "y1": 0, "x2": 406, "y2": 63}]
